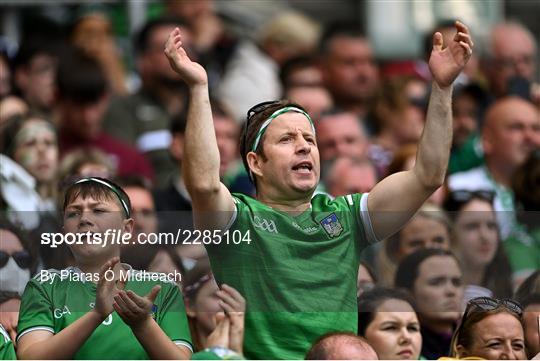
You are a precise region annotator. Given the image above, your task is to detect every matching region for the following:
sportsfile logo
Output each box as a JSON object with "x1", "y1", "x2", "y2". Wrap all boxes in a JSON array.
[{"x1": 253, "y1": 216, "x2": 278, "y2": 234}]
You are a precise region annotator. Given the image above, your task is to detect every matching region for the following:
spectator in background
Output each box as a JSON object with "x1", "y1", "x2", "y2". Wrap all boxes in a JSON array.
[
  {"x1": 483, "y1": 21, "x2": 538, "y2": 103},
  {"x1": 70, "y1": 7, "x2": 128, "y2": 95},
  {"x1": 55, "y1": 48, "x2": 153, "y2": 181},
  {"x1": 319, "y1": 23, "x2": 379, "y2": 122},
  {"x1": 103, "y1": 18, "x2": 194, "y2": 188},
  {"x1": 369, "y1": 76, "x2": 426, "y2": 176},
  {"x1": 358, "y1": 287, "x2": 422, "y2": 360},
  {"x1": 520, "y1": 294, "x2": 540, "y2": 359},
  {"x1": 378, "y1": 204, "x2": 452, "y2": 286},
  {"x1": 280, "y1": 55, "x2": 324, "y2": 89},
  {"x1": 163, "y1": 0, "x2": 238, "y2": 93},
  {"x1": 506, "y1": 150, "x2": 540, "y2": 287},
  {"x1": 0, "y1": 96, "x2": 29, "y2": 126},
  {"x1": 118, "y1": 176, "x2": 158, "y2": 240},
  {"x1": 323, "y1": 156, "x2": 377, "y2": 197},
  {"x1": 315, "y1": 110, "x2": 370, "y2": 162},
  {"x1": 281, "y1": 56, "x2": 333, "y2": 120},
  {"x1": 513, "y1": 272, "x2": 540, "y2": 358},
  {"x1": 448, "y1": 84, "x2": 489, "y2": 175},
  {"x1": 218, "y1": 11, "x2": 321, "y2": 123},
  {"x1": 0, "y1": 51, "x2": 11, "y2": 98},
  {"x1": 12, "y1": 37, "x2": 61, "y2": 119},
  {"x1": 386, "y1": 143, "x2": 447, "y2": 206},
  {"x1": 357, "y1": 263, "x2": 376, "y2": 297},
  {"x1": 449, "y1": 297, "x2": 527, "y2": 360},
  {"x1": 1, "y1": 115, "x2": 59, "y2": 230},
  {"x1": 444, "y1": 190, "x2": 513, "y2": 301},
  {"x1": 449, "y1": 96, "x2": 540, "y2": 238},
  {"x1": 284, "y1": 85, "x2": 333, "y2": 122},
  {"x1": 183, "y1": 259, "x2": 245, "y2": 354},
  {"x1": 395, "y1": 249, "x2": 464, "y2": 359},
  {"x1": 58, "y1": 148, "x2": 116, "y2": 186},
  {"x1": 305, "y1": 332, "x2": 378, "y2": 360},
  {"x1": 0, "y1": 217, "x2": 38, "y2": 345},
  {"x1": 16, "y1": 177, "x2": 193, "y2": 359}
]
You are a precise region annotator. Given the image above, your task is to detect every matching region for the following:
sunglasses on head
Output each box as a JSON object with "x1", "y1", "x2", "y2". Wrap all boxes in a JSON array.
[
  {"x1": 449, "y1": 190, "x2": 495, "y2": 205},
  {"x1": 0, "y1": 250, "x2": 31, "y2": 269},
  {"x1": 464, "y1": 297, "x2": 523, "y2": 317},
  {"x1": 243, "y1": 101, "x2": 283, "y2": 150}
]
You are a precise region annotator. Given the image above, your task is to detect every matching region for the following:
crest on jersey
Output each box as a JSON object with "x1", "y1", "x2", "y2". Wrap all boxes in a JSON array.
[{"x1": 320, "y1": 213, "x2": 343, "y2": 238}]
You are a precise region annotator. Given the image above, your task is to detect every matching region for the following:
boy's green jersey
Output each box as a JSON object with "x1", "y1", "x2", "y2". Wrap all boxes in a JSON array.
[
  {"x1": 17, "y1": 266, "x2": 192, "y2": 359},
  {"x1": 206, "y1": 192, "x2": 378, "y2": 359},
  {"x1": 0, "y1": 325, "x2": 16, "y2": 360}
]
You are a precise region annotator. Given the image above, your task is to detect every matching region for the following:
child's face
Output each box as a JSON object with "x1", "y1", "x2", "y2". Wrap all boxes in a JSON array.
[{"x1": 63, "y1": 194, "x2": 133, "y2": 259}]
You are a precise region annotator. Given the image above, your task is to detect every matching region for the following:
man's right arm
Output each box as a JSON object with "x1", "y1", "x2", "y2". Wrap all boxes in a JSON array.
[{"x1": 164, "y1": 27, "x2": 235, "y2": 230}]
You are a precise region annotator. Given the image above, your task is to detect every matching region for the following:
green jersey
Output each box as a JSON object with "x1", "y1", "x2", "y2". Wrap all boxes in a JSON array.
[
  {"x1": 0, "y1": 325, "x2": 16, "y2": 360},
  {"x1": 206, "y1": 193, "x2": 377, "y2": 359},
  {"x1": 504, "y1": 224, "x2": 540, "y2": 281},
  {"x1": 17, "y1": 265, "x2": 192, "y2": 359}
]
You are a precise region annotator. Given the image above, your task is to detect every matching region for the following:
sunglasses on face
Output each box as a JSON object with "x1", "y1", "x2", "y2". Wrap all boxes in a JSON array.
[{"x1": 0, "y1": 250, "x2": 32, "y2": 269}]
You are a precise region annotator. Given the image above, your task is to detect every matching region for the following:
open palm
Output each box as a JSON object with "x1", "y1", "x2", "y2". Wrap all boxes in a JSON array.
[
  {"x1": 164, "y1": 27, "x2": 208, "y2": 87},
  {"x1": 429, "y1": 21, "x2": 473, "y2": 87}
]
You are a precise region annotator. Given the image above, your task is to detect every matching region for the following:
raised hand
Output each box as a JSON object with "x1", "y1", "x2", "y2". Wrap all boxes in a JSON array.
[
  {"x1": 164, "y1": 27, "x2": 208, "y2": 87},
  {"x1": 94, "y1": 257, "x2": 125, "y2": 319},
  {"x1": 113, "y1": 285, "x2": 161, "y2": 330},
  {"x1": 429, "y1": 21, "x2": 474, "y2": 88}
]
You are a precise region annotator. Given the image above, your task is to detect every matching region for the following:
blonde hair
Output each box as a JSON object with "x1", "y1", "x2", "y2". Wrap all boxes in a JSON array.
[{"x1": 258, "y1": 11, "x2": 320, "y2": 51}]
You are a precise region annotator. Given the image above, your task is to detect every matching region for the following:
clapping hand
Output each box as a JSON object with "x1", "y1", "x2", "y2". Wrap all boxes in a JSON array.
[{"x1": 206, "y1": 284, "x2": 246, "y2": 355}]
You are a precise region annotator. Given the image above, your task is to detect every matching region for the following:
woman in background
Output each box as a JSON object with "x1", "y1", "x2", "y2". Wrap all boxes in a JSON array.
[{"x1": 358, "y1": 287, "x2": 422, "y2": 359}]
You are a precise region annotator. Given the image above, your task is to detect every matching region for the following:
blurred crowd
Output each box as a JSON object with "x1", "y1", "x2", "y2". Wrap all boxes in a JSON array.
[{"x1": 0, "y1": 0, "x2": 539, "y2": 359}]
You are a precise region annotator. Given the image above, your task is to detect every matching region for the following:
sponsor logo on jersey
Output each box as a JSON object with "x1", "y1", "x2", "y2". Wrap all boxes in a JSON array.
[
  {"x1": 291, "y1": 221, "x2": 319, "y2": 234},
  {"x1": 320, "y1": 213, "x2": 343, "y2": 238},
  {"x1": 253, "y1": 216, "x2": 278, "y2": 234},
  {"x1": 53, "y1": 305, "x2": 71, "y2": 319}
]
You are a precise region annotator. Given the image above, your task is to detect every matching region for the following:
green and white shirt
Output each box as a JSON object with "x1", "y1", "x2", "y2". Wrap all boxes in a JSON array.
[
  {"x1": 206, "y1": 192, "x2": 377, "y2": 359},
  {"x1": 0, "y1": 324, "x2": 16, "y2": 360},
  {"x1": 17, "y1": 265, "x2": 192, "y2": 359}
]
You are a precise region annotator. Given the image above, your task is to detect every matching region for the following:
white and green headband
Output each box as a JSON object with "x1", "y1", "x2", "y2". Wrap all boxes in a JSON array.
[{"x1": 251, "y1": 106, "x2": 315, "y2": 152}]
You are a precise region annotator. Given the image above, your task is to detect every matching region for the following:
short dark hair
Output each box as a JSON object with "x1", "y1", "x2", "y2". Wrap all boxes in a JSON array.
[
  {"x1": 395, "y1": 248, "x2": 458, "y2": 291},
  {"x1": 134, "y1": 17, "x2": 187, "y2": 56},
  {"x1": 357, "y1": 287, "x2": 417, "y2": 336},
  {"x1": 515, "y1": 270, "x2": 540, "y2": 304},
  {"x1": 116, "y1": 175, "x2": 153, "y2": 192},
  {"x1": 63, "y1": 177, "x2": 131, "y2": 219},
  {"x1": 0, "y1": 215, "x2": 39, "y2": 274},
  {"x1": 319, "y1": 22, "x2": 366, "y2": 56},
  {"x1": 12, "y1": 35, "x2": 60, "y2": 69},
  {"x1": 239, "y1": 100, "x2": 307, "y2": 188},
  {"x1": 56, "y1": 48, "x2": 107, "y2": 103}
]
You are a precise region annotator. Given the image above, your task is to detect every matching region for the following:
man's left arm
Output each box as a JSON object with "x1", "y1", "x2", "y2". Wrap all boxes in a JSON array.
[{"x1": 367, "y1": 21, "x2": 473, "y2": 241}]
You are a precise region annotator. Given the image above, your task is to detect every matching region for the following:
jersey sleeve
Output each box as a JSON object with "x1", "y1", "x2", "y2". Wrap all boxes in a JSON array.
[
  {"x1": 154, "y1": 282, "x2": 193, "y2": 352},
  {"x1": 343, "y1": 193, "x2": 379, "y2": 246},
  {"x1": 17, "y1": 278, "x2": 55, "y2": 342}
]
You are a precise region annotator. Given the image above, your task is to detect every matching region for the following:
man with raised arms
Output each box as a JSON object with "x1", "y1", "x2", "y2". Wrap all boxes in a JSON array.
[{"x1": 164, "y1": 21, "x2": 473, "y2": 359}]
